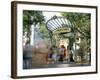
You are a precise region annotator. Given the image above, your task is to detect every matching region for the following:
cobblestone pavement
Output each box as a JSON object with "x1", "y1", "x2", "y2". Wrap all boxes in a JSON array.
[
  {"x1": 24, "y1": 61, "x2": 91, "y2": 69},
  {"x1": 47, "y1": 62, "x2": 90, "y2": 68}
]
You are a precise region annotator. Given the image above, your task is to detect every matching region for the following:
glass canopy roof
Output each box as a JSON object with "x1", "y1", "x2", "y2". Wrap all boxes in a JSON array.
[
  {"x1": 46, "y1": 16, "x2": 89, "y2": 38},
  {"x1": 46, "y1": 16, "x2": 73, "y2": 32}
]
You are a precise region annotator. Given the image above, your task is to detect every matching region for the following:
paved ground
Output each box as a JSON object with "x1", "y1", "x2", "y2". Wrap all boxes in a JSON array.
[
  {"x1": 24, "y1": 62, "x2": 91, "y2": 69},
  {"x1": 47, "y1": 62, "x2": 90, "y2": 68}
]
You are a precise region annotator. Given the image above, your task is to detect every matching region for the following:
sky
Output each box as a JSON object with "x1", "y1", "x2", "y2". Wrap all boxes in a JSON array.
[{"x1": 43, "y1": 11, "x2": 62, "y2": 21}]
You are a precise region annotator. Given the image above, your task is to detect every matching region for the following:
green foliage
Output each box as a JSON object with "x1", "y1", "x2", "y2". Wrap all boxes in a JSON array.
[
  {"x1": 23, "y1": 10, "x2": 45, "y2": 26},
  {"x1": 62, "y1": 12, "x2": 91, "y2": 37},
  {"x1": 38, "y1": 24, "x2": 50, "y2": 39},
  {"x1": 23, "y1": 10, "x2": 45, "y2": 41}
]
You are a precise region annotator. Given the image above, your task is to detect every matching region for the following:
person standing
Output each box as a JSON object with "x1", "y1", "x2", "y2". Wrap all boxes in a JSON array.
[
  {"x1": 23, "y1": 40, "x2": 33, "y2": 69},
  {"x1": 58, "y1": 45, "x2": 65, "y2": 62},
  {"x1": 52, "y1": 45, "x2": 57, "y2": 63}
]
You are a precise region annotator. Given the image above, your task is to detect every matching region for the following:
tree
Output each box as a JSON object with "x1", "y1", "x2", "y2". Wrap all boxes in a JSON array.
[
  {"x1": 23, "y1": 10, "x2": 45, "y2": 43},
  {"x1": 38, "y1": 24, "x2": 49, "y2": 39},
  {"x1": 62, "y1": 12, "x2": 91, "y2": 38}
]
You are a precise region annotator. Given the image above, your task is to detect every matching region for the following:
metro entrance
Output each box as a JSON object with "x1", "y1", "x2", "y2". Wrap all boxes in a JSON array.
[{"x1": 46, "y1": 15, "x2": 90, "y2": 63}]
